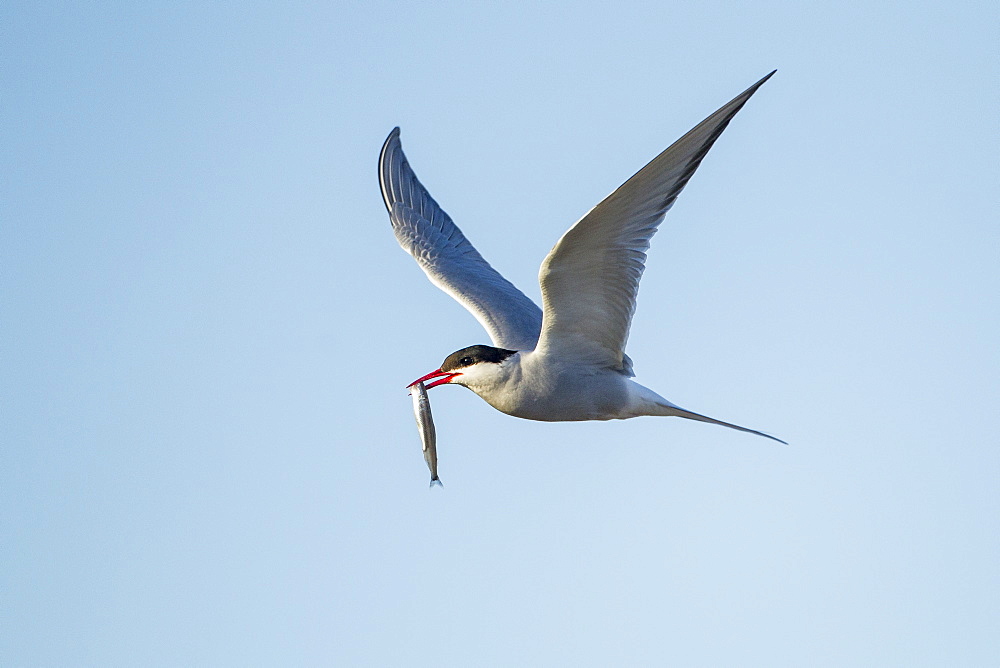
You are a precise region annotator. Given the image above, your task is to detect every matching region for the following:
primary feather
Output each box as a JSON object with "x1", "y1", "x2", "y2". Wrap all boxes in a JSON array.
[
  {"x1": 535, "y1": 71, "x2": 776, "y2": 374},
  {"x1": 379, "y1": 128, "x2": 543, "y2": 351}
]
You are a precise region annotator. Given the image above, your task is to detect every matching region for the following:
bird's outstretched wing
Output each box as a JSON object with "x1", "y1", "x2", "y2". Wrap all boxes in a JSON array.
[
  {"x1": 535, "y1": 72, "x2": 775, "y2": 373},
  {"x1": 379, "y1": 128, "x2": 543, "y2": 351}
]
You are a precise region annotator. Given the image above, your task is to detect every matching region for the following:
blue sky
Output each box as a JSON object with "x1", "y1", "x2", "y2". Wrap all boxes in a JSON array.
[{"x1": 3, "y1": 2, "x2": 998, "y2": 665}]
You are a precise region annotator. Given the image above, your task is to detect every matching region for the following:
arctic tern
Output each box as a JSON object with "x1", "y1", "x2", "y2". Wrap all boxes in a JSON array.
[{"x1": 381, "y1": 71, "x2": 785, "y2": 444}]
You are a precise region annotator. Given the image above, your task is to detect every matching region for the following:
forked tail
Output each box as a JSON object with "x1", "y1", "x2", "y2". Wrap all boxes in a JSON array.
[{"x1": 655, "y1": 401, "x2": 787, "y2": 444}]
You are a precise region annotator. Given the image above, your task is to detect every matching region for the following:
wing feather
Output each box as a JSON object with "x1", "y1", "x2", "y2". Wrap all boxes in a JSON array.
[
  {"x1": 536, "y1": 72, "x2": 775, "y2": 372},
  {"x1": 379, "y1": 128, "x2": 543, "y2": 351}
]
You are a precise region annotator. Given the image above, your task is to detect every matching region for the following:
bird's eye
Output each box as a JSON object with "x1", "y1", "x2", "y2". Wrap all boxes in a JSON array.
[{"x1": 460, "y1": 357, "x2": 473, "y2": 366}]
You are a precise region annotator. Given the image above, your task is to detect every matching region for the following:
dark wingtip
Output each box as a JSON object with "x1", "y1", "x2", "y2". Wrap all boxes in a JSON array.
[
  {"x1": 381, "y1": 127, "x2": 401, "y2": 155},
  {"x1": 379, "y1": 128, "x2": 404, "y2": 213},
  {"x1": 746, "y1": 70, "x2": 777, "y2": 95}
]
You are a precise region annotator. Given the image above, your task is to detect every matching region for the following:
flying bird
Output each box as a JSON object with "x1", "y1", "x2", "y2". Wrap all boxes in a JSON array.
[{"x1": 381, "y1": 71, "x2": 785, "y2": 444}]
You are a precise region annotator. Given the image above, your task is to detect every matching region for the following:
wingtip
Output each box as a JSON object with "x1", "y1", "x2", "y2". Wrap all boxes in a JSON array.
[
  {"x1": 715, "y1": 70, "x2": 775, "y2": 112},
  {"x1": 379, "y1": 127, "x2": 405, "y2": 212},
  {"x1": 381, "y1": 127, "x2": 401, "y2": 154},
  {"x1": 382, "y1": 127, "x2": 401, "y2": 150},
  {"x1": 748, "y1": 70, "x2": 777, "y2": 92}
]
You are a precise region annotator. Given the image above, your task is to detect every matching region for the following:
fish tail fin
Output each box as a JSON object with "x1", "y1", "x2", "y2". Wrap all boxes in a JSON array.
[{"x1": 429, "y1": 477, "x2": 444, "y2": 488}]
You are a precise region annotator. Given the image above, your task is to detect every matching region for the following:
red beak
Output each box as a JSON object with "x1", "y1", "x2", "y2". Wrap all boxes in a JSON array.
[{"x1": 408, "y1": 368, "x2": 461, "y2": 389}]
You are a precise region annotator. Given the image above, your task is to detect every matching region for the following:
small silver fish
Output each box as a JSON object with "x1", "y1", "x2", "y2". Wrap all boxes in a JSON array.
[{"x1": 409, "y1": 381, "x2": 442, "y2": 487}]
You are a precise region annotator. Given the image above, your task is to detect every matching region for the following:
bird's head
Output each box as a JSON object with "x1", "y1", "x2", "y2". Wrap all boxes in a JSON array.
[{"x1": 408, "y1": 344, "x2": 519, "y2": 390}]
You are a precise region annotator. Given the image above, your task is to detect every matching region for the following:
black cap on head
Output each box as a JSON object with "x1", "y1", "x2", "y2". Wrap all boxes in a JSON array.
[{"x1": 441, "y1": 345, "x2": 518, "y2": 372}]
